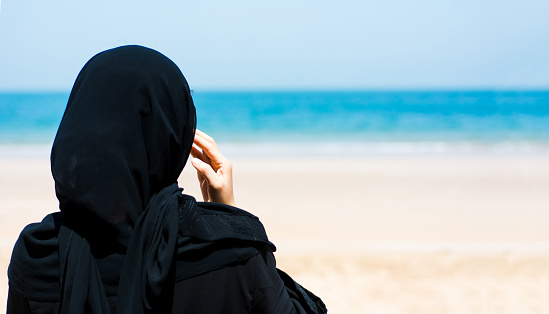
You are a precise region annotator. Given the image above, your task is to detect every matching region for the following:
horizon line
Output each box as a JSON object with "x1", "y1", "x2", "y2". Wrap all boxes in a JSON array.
[{"x1": 1, "y1": 87, "x2": 549, "y2": 94}]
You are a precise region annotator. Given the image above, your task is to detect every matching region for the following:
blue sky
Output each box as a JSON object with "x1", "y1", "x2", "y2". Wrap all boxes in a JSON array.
[{"x1": 1, "y1": 0, "x2": 549, "y2": 91}]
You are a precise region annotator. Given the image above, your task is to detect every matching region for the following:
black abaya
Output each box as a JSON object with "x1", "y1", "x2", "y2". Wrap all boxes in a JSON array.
[
  {"x1": 8, "y1": 250, "x2": 296, "y2": 314},
  {"x1": 7, "y1": 45, "x2": 326, "y2": 314}
]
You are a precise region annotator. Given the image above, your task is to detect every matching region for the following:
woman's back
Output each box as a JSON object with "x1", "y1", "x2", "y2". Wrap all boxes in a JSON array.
[{"x1": 7, "y1": 45, "x2": 325, "y2": 314}]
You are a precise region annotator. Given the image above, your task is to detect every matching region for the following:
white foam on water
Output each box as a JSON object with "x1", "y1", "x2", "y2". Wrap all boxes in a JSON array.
[
  {"x1": 219, "y1": 141, "x2": 549, "y2": 157},
  {"x1": 3, "y1": 141, "x2": 549, "y2": 159}
]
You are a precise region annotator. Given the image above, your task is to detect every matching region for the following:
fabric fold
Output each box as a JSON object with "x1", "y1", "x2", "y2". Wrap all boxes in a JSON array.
[
  {"x1": 58, "y1": 226, "x2": 111, "y2": 314},
  {"x1": 117, "y1": 183, "x2": 182, "y2": 314}
]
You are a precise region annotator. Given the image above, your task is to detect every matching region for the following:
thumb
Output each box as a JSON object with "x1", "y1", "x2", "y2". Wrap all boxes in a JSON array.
[{"x1": 191, "y1": 158, "x2": 218, "y2": 185}]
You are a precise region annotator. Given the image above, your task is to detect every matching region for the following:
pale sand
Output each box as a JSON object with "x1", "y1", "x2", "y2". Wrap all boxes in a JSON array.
[{"x1": 1, "y1": 153, "x2": 549, "y2": 313}]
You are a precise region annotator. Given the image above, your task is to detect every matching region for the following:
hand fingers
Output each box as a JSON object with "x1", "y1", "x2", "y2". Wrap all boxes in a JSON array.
[
  {"x1": 193, "y1": 133, "x2": 224, "y2": 170},
  {"x1": 191, "y1": 147, "x2": 206, "y2": 183},
  {"x1": 198, "y1": 173, "x2": 209, "y2": 202},
  {"x1": 191, "y1": 144, "x2": 215, "y2": 203},
  {"x1": 191, "y1": 157, "x2": 221, "y2": 189},
  {"x1": 191, "y1": 145, "x2": 214, "y2": 171},
  {"x1": 190, "y1": 145, "x2": 204, "y2": 160},
  {"x1": 195, "y1": 129, "x2": 215, "y2": 144},
  {"x1": 192, "y1": 129, "x2": 232, "y2": 181},
  {"x1": 192, "y1": 143, "x2": 213, "y2": 172},
  {"x1": 191, "y1": 130, "x2": 235, "y2": 206},
  {"x1": 202, "y1": 147, "x2": 212, "y2": 165},
  {"x1": 193, "y1": 133, "x2": 219, "y2": 157}
]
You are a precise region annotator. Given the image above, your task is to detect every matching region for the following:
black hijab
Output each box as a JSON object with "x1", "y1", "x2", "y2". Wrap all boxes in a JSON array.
[
  {"x1": 51, "y1": 45, "x2": 196, "y2": 248},
  {"x1": 9, "y1": 45, "x2": 273, "y2": 314},
  {"x1": 52, "y1": 45, "x2": 196, "y2": 313}
]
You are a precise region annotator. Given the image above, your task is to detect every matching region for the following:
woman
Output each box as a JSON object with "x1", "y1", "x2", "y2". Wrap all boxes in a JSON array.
[{"x1": 7, "y1": 45, "x2": 325, "y2": 313}]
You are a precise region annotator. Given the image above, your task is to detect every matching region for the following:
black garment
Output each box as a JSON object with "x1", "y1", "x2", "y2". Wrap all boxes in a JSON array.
[
  {"x1": 50, "y1": 45, "x2": 197, "y2": 313},
  {"x1": 46, "y1": 45, "x2": 199, "y2": 313},
  {"x1": 8, "y1": 240, "x2": 296, "y2": 314},
  {"x1": 172, "y1": 250, "x2": 294, "y2": 313},
  {"x1": 8, "y1": 45, "x2": 326, "y2": 313},
  {"x1": 8, "y1": 192, "x2": 298, "y2": 313},
  {"x1": 8, "y1": 196, "x2": 326, "y2": 313}
]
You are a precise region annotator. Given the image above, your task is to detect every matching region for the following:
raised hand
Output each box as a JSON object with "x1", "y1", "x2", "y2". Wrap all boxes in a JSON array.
[{"x1": 190, "y1": 130, "x2": 236, "y2": 206}]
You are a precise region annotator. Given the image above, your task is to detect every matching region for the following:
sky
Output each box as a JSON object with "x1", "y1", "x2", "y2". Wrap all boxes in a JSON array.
[{"x1": 1, "y1": 0, "x2": 549, "y2": 91}]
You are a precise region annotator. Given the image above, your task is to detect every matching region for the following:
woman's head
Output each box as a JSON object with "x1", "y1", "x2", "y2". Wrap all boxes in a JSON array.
[{"x1": 51, "y1": 45, "x2": 196, "y2": 246}]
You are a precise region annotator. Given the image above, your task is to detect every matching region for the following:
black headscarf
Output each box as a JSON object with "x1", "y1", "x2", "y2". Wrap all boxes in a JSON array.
[
  {"x1": 52, "y1": 45, "x2": 196, "y2": 248},
  {"x1": 52, "y1": 45, "x2": 196, "y2": 313},
  {"x1": 9, "y1": 45, "x2": 275, "y2": 314}
]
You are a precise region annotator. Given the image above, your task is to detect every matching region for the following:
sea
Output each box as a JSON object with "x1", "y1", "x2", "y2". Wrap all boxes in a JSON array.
[{"x1": 1, "y1": 90, "x2": 549, "y2": 156}]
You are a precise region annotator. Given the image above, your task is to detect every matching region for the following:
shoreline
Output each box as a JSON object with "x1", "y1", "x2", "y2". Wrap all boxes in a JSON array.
[{"x1": 2, "y1": 140, "x2": 549, "y2": 158}]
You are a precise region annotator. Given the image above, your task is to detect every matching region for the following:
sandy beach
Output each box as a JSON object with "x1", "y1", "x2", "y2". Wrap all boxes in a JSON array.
[{"x1": 1, "y1": 150, "x2": 549, "y2": 313}]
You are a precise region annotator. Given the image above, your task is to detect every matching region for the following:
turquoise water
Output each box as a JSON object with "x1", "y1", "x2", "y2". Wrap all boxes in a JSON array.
[{"x1": 1, "y1": 91, "x2": 549, "y2": 154}]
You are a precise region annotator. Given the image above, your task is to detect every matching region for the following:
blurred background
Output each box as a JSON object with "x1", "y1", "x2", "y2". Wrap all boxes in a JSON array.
[{"x1": 1, "y1": 1, "x2": 549, "y2": 312}]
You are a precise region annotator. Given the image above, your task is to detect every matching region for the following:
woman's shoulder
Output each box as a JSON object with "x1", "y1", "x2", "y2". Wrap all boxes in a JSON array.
[
  {"x1": 174, "y1": 194, "x2": 276, "y2": 281},
  {"x1": 9, "y1": 212, "x2": 63, "y2": 300},
  {"x1": 177, "y1": 194, "x2": 272, "y2": 245},
  {"x1": 179, "y1": 193, "x2": 259, "y2": 218}
]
